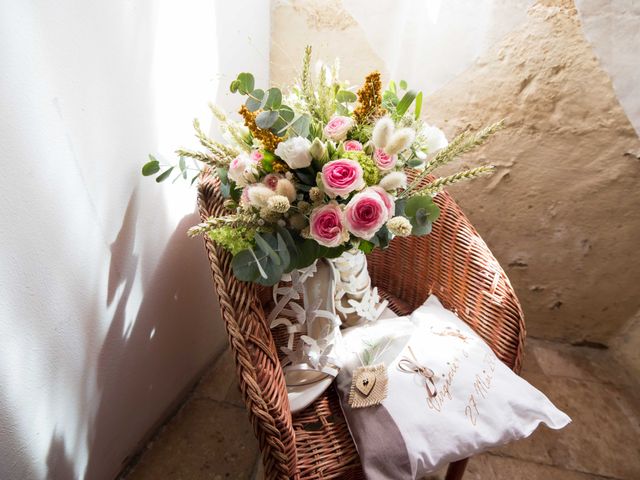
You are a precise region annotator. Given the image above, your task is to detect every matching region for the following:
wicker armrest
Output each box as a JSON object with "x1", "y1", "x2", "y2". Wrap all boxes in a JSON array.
[
  {"x1": 368, "y1": 190, "x2": 526, "y2": 372},
  {"x1": 197, "y1": 172, "x2": 299, "y2": 479}
]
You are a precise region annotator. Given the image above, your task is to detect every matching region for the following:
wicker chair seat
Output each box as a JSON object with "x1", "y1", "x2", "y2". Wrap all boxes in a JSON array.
[{"x1": 197, "y1": 170, "x2": 525, "y2": 479}]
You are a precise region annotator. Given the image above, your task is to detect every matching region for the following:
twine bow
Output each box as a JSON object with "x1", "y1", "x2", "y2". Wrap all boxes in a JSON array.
[{"x1": 397, "y1": 346, "x2": 438, "y2": 398}]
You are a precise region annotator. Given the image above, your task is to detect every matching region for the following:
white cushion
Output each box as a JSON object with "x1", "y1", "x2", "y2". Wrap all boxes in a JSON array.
[{"x1": 336, "y1": 295, "x2": 570, "y2": 479}]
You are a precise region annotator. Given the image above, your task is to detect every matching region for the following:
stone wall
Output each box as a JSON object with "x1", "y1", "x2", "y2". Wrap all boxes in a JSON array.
[{"x1": 270, "y1": 0, "x2": 640, "y2": 357}]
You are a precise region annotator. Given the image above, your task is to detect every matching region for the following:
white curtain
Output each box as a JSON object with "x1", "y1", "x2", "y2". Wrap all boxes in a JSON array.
[
  {"x1": 343, "y1": 0, "x2": 639, "y2": 135},
  {"x1": 0, "y1": 2, "x2": 269, "y2": 479}
]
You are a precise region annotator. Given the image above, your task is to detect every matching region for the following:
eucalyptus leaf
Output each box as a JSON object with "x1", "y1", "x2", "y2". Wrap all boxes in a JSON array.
[
  {"x1": 142, "y1": 159, "x2": 160, "y2": 176},
  {"x1": 269, "y1": 105, "x2": 295, "y2": 134},
  {"x1": 245, "y1": 89, "x2": 265, "y2": 112},
  {"x1": 231, "y1": 249, "x2": 262, "y2": 282},
  {"x1": 256, "y1": 110, "x2": 279, "y2": 129},
  {"x1": 237, "y1": 72, "x2": 255, "y2": 94},
  {"x1": 217, "y1": 167, "x2": 229, "y2": 184},
  {"x1": 404, "y1": 195, "x2": 440, "y2": 236},
  {"x1": 264, "y1": 88, "x2": 282, "y2": 109},
  {"x1": 289, "y1": 114, "x2": 311, "y2": 138},
  {"x1": 276, "y1": 227, "x2": 299, "y2": 272},
  {"x1": 336, "y1": 90, "x2": 357, "y2": 103},
  {"x1": 254, "y1": 233, "x2": 281, "y2": 266},
  {"x1": 179, "y1": 156, "x2": 186, "y2": 172},
  {"x1": 155, "y1": 167, "x2": 174, "y2": 183}
]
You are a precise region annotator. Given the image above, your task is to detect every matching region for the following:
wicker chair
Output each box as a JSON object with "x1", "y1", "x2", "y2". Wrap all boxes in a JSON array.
[{"x1": 197, "y1": 169, "x2": 526, "y2": 480}]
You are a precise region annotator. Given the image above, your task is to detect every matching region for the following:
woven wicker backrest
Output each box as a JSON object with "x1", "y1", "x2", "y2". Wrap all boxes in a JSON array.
[
  {"x1": 197, "y1": 169, "x2": 526, "y2": 479},
  {"x1": 367, "y1": 191, "x2": 526, "y2": 371}
]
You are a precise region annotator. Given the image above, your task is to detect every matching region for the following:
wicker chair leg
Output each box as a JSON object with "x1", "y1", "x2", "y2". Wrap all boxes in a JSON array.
[{"x1": 445, "y1": 457, "x2": 469, "y2": 480}]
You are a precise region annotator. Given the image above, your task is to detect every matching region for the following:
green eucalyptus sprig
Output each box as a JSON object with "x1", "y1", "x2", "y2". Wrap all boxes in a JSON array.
[{"x1": 230, "y1": 71, "x2": 312, "y2": 138}]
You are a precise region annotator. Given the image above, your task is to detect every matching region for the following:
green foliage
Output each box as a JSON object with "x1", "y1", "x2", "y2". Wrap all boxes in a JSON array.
[
  {"x1": 230, "y1": 229, "x2": 346, "y2": 286},
  {"x1": 358, "y1": 240, "x2": 375, "y2": 254},
  {"x1": 395, "y1": 90, "x2": 417, "y2": 117},
  {"x1": 414, "y1": 91, "x2": 423, "y2": 119},
  {"x1": 342, "y1": 151, "x2": 380, "y2": 185},
  {"x1": 142, "y1": 155, "x2": 160, "y2": 176},
  {"x1": 155, "y1": 167, "x2": 174, "y2": 183},
  {"x1": 208, "y1": 225, "x2": 256, "y2": 255},
  {"x1": 382, "y1": 79, "x2": 422, "y2": 121},
  {"x1": 404, "y1": 196, "x2": 440, "y2": 236}
]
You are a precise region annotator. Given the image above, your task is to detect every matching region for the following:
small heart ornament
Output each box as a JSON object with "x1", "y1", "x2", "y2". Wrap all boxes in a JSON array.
[
  {"x1": 349, "y1": 364, "x2": 388, "y2": 408},
  {"x1": 355, "y1": 371, "x2": 376, "y2": 396}
]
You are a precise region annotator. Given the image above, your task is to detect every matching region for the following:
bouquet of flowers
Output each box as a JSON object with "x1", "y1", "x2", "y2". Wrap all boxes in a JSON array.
[{"x1": 143, "y1": 46, "x2": 501, "y2": 286}]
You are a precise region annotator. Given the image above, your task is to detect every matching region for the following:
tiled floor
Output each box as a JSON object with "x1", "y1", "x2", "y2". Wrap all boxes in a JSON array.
[{"x1": 125, "y1": 339, "x2": 640, "y2": 480}]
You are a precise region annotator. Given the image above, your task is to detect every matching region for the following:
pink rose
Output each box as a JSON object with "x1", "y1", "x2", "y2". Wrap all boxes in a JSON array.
[
  {"x1": 309, "y1": 203, "x2": 347, "y2": 247},
  {"x1": 343, "y1": 140, "x2": 363, "y2": 151},
  {"x1": 321, "y1": 159, "x2": 365, "y2": 198},
  {"x1": 344, "y1": 188, "x2": 388, "y2": 240},
  {"x1": 323, "y1": 115, "x2": 354, "y2": 141},
  {"x1": 373, "y1": 148, "x2": 397, "y2": 171},
  {"x1": 250, "y1": 150, "x2": 264, "y2": 162},
  {"x1": 262, "y1": 173, "x2": 282, "y2": 190},
  {"x1": 371, "y1": 186, "x2": 395, "y2": 220}
]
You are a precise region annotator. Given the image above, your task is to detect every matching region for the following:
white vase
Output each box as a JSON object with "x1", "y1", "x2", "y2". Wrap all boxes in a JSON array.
[{"x1": 330, "y1": 248, "x2": 388, "y2": 327}]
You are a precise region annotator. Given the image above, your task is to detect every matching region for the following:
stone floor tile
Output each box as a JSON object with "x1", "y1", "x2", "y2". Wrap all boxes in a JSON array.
[
  {"x1": 126, "y1": 342, "x2": 640, "y2": 480},
  {"x1": 494, "y1": 373, "x2": 640, "y2": 479},
  {"x1": 486, "y1": 454, "x2": 611, "y2": 479},
  {"x1": 526, "y1": 339, "x2": 635, "y2": 387},
  {"x1": 126, "y1": 398, "x2": 259, "y2": 480},
  {"x1": 193, "y1": 349, "x2": 245, "y2": 408}
]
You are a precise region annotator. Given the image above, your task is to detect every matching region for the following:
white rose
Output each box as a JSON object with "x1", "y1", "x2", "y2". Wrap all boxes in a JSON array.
[
  {"x1": 420, "y1": 124, "x2": 448, "y2": 153},
  {"x1": 274, "y1": 136, "x2": 313, "y2": 169},
  {"x1": 227, "y1": 153, "x2": 258, "y2": 187}
]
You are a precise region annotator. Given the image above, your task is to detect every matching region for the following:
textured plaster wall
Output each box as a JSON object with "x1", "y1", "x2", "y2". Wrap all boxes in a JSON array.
[{"x1": 270, "y1": 1, "x2": 640, "y2": 350}]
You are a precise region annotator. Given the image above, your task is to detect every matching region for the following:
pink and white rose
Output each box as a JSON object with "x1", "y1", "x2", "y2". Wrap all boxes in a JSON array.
[
  {"x1": 321, "y1": 159, "x2": 365, "y2": 198},
  {"x1": 343, "y1": 140, "x2": 363, "y2": 151},
  {"x1": 371, "y1": 186, "x2": 395, "y2": 220},
  {"x1": 323, "y1": 115, "x2": 354, "y2": 141},
  {"x1": 373, "y1": 148, "x2": 397, "y2": 171},
  {"x1": 344, "y1": 188, "x2": 388, "y2": 240},
  {"x1": 309, "y1": 203, "x2": 347, "y2": 247},
  {"x1": 228, "y1": 153, "x2": 258, "y2": 187}
]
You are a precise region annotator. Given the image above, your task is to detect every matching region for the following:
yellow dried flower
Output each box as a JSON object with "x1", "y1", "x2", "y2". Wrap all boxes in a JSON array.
[
  {"x1": 353, "y1": 71, "x2": 386, "y2": 124},
  {"x1": 272, "y1": 159, "x2": 289, "y2": 173},
  {"x1": 239, "y1": 105, "x2": 282, "y2": 152}
]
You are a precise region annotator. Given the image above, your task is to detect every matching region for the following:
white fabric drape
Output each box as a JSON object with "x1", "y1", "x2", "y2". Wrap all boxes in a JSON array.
[
  {"x1": 0, "y1": 2, "x2": 269, "y2": 479},
  {"x1": 343, "y1": 0, "x2": 639, "y2": 135}
]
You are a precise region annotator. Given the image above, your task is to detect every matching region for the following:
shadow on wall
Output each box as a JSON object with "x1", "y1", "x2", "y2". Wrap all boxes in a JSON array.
[{"x1": 43, "y1": 190, "x2": 224, "y2": 480}]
